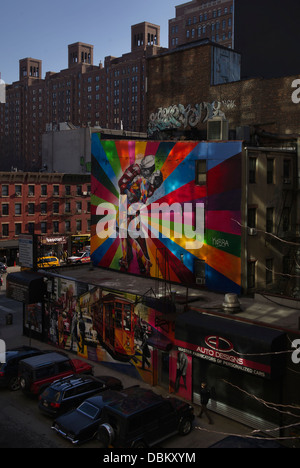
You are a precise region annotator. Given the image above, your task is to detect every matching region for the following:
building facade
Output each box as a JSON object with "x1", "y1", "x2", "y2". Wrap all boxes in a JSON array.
[
  {"x1": 169, "y1": 0, "x2": 234, "y2": 50},
  {"x1": 0, "y1": 23, "x2": 165, "y2": 172},
  {"x1": 146, "y1": 41, "x2": 300, "y2": 296},
  {"x1": 0, "y1": 172, "x2": 91, "y2": 265}
]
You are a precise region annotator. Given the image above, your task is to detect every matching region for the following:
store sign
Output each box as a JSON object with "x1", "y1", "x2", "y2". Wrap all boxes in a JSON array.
[
  {"x1": 176, "y1": 334, "x2": 272, "y2": 379},
  {"x1": 41, "y1": 236, "x2": 67, "y2": 245}
]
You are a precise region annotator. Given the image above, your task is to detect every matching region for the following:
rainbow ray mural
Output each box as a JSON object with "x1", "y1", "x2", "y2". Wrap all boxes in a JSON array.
[{"x1": 91, "y1": 136, "x2": 243, "y2": 294}]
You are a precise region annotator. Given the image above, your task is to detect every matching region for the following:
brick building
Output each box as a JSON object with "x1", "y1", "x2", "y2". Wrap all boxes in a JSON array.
[
  {"x1": 0, "y1": 23, "x2": 165, "y2": 172},
  {"x1": 0, "y1": 172, "x2": 91, "y2": 265},
  {"x1": 147, "y1": 40, "x2": 300, "y2": 295},
  {"x1": 169, "y1": 0, "x2": 300, "y2": 79}
]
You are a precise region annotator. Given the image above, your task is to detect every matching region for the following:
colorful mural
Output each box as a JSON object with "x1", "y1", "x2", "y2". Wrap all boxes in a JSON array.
[
  {"x1": 43, "y1": 276, "x2": 177, "y2": 388},
  {"x1": 91, "y1": 136, "x2": 242, "y2": 294}
]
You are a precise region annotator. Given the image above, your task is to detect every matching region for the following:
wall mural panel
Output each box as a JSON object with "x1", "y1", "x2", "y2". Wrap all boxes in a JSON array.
[
  {"x1": 91, "y1": 136, "x2": 242, "y2": 294},
  {"x1": 43, "y1": 276, "x2": 177, "y2": 388}
]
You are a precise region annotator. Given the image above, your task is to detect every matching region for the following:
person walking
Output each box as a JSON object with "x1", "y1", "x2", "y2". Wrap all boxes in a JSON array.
[{"x1": 198, "y1": 382, "x2": 213, "y2": 424}]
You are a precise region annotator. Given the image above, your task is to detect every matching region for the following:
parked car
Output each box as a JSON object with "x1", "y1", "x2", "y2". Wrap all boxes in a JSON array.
[
  {"x1": 96, "y1": 387, "x2": 194, "y2": 448},
  {"x1": 37, "y1": 257, "x2": 60, "y2": 268},
  {"x1": 0, "y1": 346, "x2": 45, "y2": 391},
  {"x1": 52, "y1": 387, "x2": 139, "y2": 445},
  {"x1": 38, "y1": 374, "x2": 123, "y2": 417},
  {"x1": 18, "y1": 352, "x2": 93, "y2": 396},
  {"x1": 67, "y1": 252, "x2": 90, "y2": 264},
  {"x1": 0, "y1": 262, "x2": 7, "y2": 273}
]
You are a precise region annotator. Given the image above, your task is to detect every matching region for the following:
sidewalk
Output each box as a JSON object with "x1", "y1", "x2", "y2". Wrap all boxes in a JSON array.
[{"x1": 0, "y1": 287, "x2": 252, "y2": 448}]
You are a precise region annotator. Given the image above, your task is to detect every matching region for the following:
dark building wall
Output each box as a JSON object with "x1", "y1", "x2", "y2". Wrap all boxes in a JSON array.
[{"x1": 234, "y1": 0, "x2": 300, "y2": 79}]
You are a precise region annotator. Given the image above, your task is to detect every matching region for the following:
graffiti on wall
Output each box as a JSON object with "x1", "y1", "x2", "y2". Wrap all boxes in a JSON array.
[
  {"x1": 91, "y1": 137, "x2": 242, "y2": 294},
  {"x1": 43, "y1": 276, "x2": 178, "y2": 388},
  {"x1": 148, "y1": 101, "x2": 227, "y2": 135}
]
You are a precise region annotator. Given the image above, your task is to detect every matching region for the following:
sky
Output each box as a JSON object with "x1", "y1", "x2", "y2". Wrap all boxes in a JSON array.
[{"x1": 0, "y1": 0, "x2": 180, "y2": 85}]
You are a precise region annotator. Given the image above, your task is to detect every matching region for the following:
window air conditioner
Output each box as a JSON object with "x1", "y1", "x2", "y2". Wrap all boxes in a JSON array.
[{"x1": 207, "y1": 118, "x2": 229, "y2": 141}]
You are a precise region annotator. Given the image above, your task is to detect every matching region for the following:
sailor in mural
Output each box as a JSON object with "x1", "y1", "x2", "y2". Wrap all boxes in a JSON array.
[{"x1": 118, "y1": 154, "x2": 163, "y2": 275}]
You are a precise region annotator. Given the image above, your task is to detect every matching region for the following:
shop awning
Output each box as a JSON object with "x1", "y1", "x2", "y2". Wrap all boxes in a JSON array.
[
  {"x1": 175, "y1": 310, "x2": 286, "y2": 379},
  {"x1": 6, "y1": 271, "x2": 46, "y2": 303}
]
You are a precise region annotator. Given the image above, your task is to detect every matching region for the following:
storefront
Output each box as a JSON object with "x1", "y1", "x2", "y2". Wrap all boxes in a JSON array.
[{"x1": 174, "y1": 310, "x2": 287, "y2": 434}]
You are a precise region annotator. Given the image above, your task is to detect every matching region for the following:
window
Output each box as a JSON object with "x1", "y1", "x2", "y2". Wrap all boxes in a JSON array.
[
  {"x1": 267, "y1": 159, "x2": 274, "y2": 184},
  {"x1": 248, "y1": 207, "x2": 257, "y2": 229},
  {"x1": 28, "y1": 185, "x2": 35, "y2": 196},
  {"x1": 65, "y1": 185, "x2": 71, "y2": 196},
  {"x1": 28, "y1": 223, "x2": 35, "y2": 234},
  {"x1": 76, "y1": 220, "x2": 82, "y2": 232},
  {"x1": 2, "y1": 185, "x2": 9, "y2": 197},
  {"x1": 195, "y1": 160, "x2": 207, "y2": 185},
  {"x1": 2, "y1": 224, "x2": 9, "y2": 236},
  {"x1": 65, "y1": 220, "x2": 71, "y2": 232},
  {"x1": 41, "y1": 185, "x2": 47, "y2": 196},
  {"x1": 15, "y1": 185, "x2": 22, "y2": 196},
  {"x1": 249, "y1": 158, "x2": 257, "y2": 183},
  {"x1": 53, "y1": 185, "x2": 59, "y2": 196},
  {"x1": 266, "y1": 258, "x2": 273, "y2": 285},
  {"x1": 266, "y1": 208, "x2": 274, "y2": 233},
  {"x1": 15, "y1": 203, "x2": 22, "y2": 215},
  {"x1": 15, "y1": 223, "x2": 22, "y2": 236},
  {"x1": 76, "y1": 202, "x2": 82, "y2": 212},
  {"x1": 53, "y1": 221, "x2": 59, "y2": 233},
  {"x1": 41, "y1": 222, "x2": 47, "y2": 234},
  {"x1": 41, "y1": 202, "x2": 47, "y2": 214},
  {"x1": 2, "y1": 204, "x2": 9, "y2": 215},
  {"x1": 282, "y1": 207, "x2": 290, "y2": 232},
  {"x1": 247, "y1": 261, "x2": 256, "y2": 289},
  {"x1": 53, "y1": 202, "x2": 59, "y2": 214},
  {"x1": 65, "y1": 202, "x2": 71, "y2": 213},
  {"x1": 76, "y1": 185, "x2": 82, "y2": 196},
  {"x1": 28, "y1": 203, "x2": 35, "y2": 215}
]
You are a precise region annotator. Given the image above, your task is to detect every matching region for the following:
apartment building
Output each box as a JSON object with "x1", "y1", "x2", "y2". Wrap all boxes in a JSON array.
[
  {"x1": 169, "y1": 0, "x2": 233, "y2": 50},
  {"x1": 0, "y1": 172, "x2": 91, "y2": 265},
  {"x1": 0, "y1": 23, "x2": 165, "y2": 172}
]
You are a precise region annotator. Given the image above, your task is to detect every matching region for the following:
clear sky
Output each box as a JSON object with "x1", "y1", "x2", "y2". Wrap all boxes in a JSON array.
[{"x1": 1, "y1": 0, "x2": 180, "y2": 84}]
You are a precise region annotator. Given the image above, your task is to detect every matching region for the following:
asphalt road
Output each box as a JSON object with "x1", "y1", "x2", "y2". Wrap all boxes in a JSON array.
[{"x1": 0, "y1": 269, "x2": 254, "y2": 452}]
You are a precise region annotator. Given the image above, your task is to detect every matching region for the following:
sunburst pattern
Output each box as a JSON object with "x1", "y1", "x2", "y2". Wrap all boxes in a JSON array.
[{"x1": 91, "y1": 135, "x2": 242, "y2": 293}]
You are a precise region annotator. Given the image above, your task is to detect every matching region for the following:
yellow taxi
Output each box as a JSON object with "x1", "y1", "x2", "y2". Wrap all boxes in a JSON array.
[{"x1": 37, "y1": 256, "x2": 60, "y2": 268}]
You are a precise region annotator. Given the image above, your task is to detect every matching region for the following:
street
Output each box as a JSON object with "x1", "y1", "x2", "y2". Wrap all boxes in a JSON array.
[{"x1": 0, "y1": 269, "x2": 255, "y2": 451}]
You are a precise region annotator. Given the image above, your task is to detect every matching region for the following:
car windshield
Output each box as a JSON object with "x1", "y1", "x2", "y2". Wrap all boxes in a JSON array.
[
  {"x1": 77, "y1": 402, "x2": 99, "y2": 419},
  {"x1": 41, "y1": 387, "x2": 61, "y2": 402}
]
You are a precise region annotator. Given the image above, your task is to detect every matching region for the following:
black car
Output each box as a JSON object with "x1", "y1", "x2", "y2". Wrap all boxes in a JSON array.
[
  {"x1": 0, "y1": 346, "x2": 44, "y2": 391},
  {"x1": 39, "y1": 374, "x2": 123, "y2": 416},
  {"x1": 97, "y1": 387, "x2": 195, "y2": 448},
  {"x1": 52, "y1": 390, "x2": 128, "y2": 445}
]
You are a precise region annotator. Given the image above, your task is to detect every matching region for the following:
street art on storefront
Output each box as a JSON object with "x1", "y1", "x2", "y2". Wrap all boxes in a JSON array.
[
  {"x1": 41, "y1": 276, "x2": 181, "y2": 390},
  {"x1": 91, "y1": 137, "x2": 243, "y2": 294}
]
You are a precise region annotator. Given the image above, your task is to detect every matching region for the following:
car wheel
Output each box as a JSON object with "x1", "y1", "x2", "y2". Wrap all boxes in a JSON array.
[
  {"x1": 132, "y1": 440, "x2": 148, "y2": 448},
  {"x1": 8, "y1": 377, "x2": 20, "y2": 391},
  {"x1": 97, "y1": 424, "x2": 115, "y2": 448},
  {"x1": 178, "y1": 417, "x2": 192, "y2": 436},
  {"x1": 19, "y1": 376, "x2": 30, "y2": 392}
]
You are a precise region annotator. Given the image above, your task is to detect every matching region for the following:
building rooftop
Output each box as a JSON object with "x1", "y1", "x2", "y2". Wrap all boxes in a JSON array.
[{"x1": 45, "y1": 263, "x2": 300, "y2": 333}]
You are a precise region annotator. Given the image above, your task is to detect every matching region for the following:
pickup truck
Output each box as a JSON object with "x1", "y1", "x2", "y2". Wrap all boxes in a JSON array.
[{"x1": 18, "y1": 351, "x2": 93, "y2": 395}]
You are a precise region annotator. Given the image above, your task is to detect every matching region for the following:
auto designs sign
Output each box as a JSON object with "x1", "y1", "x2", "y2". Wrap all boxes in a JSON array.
[{"x1": 176, "y1": 334, "x2": 271, "y2": 378}]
